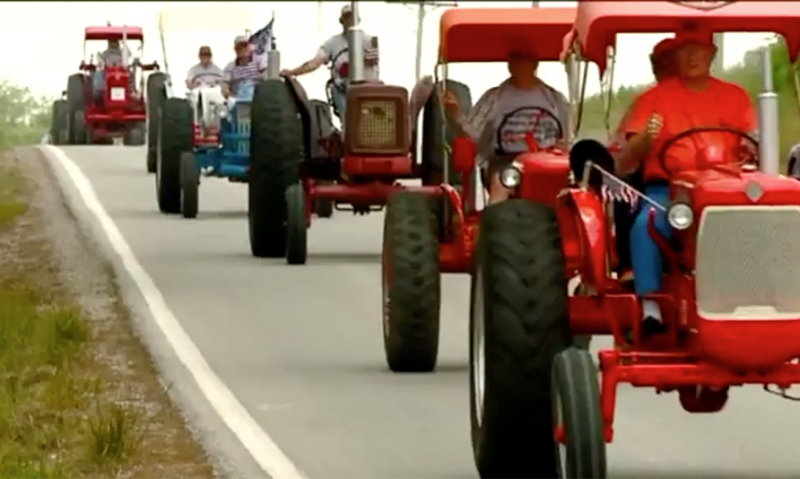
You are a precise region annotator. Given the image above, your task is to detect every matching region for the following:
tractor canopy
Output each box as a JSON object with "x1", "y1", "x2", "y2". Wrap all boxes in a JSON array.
[
  {"x1": 84, "y1": 26, "x2": 144, "y2": 41},
  {"x1": 438, "y1": 7, "x2": 577, "y2": 63},
  {"x1": 572, "y1": 1, "x2": 800, "y2": 73}
]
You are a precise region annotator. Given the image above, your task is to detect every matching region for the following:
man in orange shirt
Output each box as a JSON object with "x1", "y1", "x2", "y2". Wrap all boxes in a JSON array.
[
  {"x1": 617, "y1": 31, "x2": 756, "y2": 333},
  {"x1": 612, "y1": 37, "x2": 678, "y2": 282}
]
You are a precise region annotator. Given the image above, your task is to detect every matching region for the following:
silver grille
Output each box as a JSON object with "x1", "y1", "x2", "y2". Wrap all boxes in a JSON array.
[
  {"x1": 236, "y1": 104, "x2": 251, "y2": 156},
  {"x1": 696, "y1": 206, "x2": 800, "y2": 319}
]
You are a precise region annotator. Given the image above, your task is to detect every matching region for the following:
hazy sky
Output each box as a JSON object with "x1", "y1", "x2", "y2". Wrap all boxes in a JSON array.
[{"x1": 0, "y1": 1, "x2": 774, "y2": 100}]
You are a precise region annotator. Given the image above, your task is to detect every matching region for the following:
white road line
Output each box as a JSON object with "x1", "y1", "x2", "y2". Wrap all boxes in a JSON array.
[{"x1": 40, "y1": 145, "x2": 306, "y2": 479}]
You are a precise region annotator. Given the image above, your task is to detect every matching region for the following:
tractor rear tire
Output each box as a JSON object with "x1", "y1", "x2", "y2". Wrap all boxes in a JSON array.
[
  {"x1": 285, "y1": 183, "x2": 307, "y2": 265},
  {"x1": 420, "y1": 79, "x2": 472, "y2": 186},
  {"x1": 382, "y1": 191, "x2": 441, "y2": 373},
  {"x1": 180, "y1": 151, "x2": 199, "y2": 219},
  {"x1": 469, "y1": 199, "x2": 572, "y2": 479},
  {"x1": 146, "y1": 72, "x2": 168, "y2": 173},
  {"x1": 156, "y1": 98, "x2": 192, "y2": 215},
  {"x1": 551, "y1": 347, "x2": 607, "y2": 478},
  {"x1": 66, "y1": 74, "x2": 87, "y2": 145},
  {"x1": 248, "y1": 79, "x2": 303, "y2": 258},
  {"x1": 50, "y1": 100, "x2": 69, "y2": 145}
]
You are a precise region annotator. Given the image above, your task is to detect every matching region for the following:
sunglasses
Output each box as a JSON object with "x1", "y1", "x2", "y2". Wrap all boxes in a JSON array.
[{"x1": 199, "y1": 53, "x2": 211, "y2": 57}]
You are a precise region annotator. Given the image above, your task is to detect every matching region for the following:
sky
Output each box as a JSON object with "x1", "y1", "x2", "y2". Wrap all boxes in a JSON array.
[{"x1": 0, "y1": 1, "x2": 776, "y2": 100}]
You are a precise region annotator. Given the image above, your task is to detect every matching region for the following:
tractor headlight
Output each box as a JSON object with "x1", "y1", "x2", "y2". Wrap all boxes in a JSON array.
[
  {"x1": 499, "y1": 164, "x2": 522, "y2": 188},
  {"x1": 667, "y1": 203, "x2": 694, "y2": 230}
]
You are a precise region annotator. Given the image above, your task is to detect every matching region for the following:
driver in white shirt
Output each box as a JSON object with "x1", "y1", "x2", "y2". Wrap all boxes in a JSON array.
[
  {"x1": 442, "y1": 51, "x2": 570, "y2": 205},
  {"x1": 186, "y1": 46, "x2": 224, "y2": 89}
]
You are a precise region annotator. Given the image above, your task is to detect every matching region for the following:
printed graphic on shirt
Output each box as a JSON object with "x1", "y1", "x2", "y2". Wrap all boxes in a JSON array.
[
  {"x1": 496, "y1": 106, "x2": 562, "y2": 154},
  {"x1": 320, "y1": 33, "x2": 379, "y2": 82}
]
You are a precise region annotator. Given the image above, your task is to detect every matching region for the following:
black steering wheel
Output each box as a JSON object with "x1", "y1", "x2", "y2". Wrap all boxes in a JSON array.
[
  {"x1": 495, "y1": 106, "x2": 563, "y2": 155},
  {"x1": 656, "y1": 126, "x2": 758, "y2": 175}
]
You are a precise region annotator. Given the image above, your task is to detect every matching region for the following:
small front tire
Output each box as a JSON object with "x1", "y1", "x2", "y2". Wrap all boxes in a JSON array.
[
  {"x1": 552, "y1": 347, "x2": 607, "y2": 479},
  {"x1": 180, "y1": 151, "x2": 199, "y2": 219},
  {"x1": 285, "y1": 183, "x2": 307, "y2": 265}
]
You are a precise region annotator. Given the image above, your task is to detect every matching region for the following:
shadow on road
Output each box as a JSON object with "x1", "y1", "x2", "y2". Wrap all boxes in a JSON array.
[{"x1": 306, "y1": 252, "x2": 381, "y2": 265}]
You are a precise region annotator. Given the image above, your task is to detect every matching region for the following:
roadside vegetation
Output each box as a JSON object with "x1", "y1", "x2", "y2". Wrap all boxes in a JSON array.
[
  {"x1": 580, "y1": 37, "x2": 800, "y2": 165},
  {"x1": 0, "y1": 81, "x2": 214, "y2": 477}
]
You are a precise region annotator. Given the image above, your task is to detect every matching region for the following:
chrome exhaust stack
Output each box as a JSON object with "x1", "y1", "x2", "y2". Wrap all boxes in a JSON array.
[
  {"x1": 758, "y1": 46, "x2": 780, "y2": 175},
  {"x1": 347, "y1": 1, "x2": 365, "y2": 83}
]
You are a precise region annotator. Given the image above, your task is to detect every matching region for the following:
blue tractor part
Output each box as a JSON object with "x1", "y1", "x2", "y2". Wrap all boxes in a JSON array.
[{"x1": 154, "y1": 81, "x2": 255, "y2": 219}]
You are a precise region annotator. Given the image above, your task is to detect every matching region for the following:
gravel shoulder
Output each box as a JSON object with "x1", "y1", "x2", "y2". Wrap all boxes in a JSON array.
[{"x1": 0, "y1": 147, "x2": 216, "y2": 478}]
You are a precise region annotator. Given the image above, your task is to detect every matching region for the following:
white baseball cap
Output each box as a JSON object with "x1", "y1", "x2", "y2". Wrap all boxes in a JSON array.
[{"x1": 340, "y1": 4, "x2": 353, "y2": 17}]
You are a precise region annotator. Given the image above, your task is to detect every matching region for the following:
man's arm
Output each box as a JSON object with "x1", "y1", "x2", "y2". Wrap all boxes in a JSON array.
[
  {"x1": 283, "y1": 37, "x2": 335, "y2": 77},
  {"x1": 448, "y1": 87, "x2": 499, "y2": 142},
  {"x1": 220, "y1": 62, "x2": 234, "y2": 97}
]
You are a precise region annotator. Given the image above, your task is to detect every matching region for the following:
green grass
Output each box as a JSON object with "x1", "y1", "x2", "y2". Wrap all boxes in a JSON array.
[
  {"x1": 579, "y1": 38, "x2": 800, "y2": 165},
  {"x1": 0, "y1": 167, "x2": 141, "y2": 477}
]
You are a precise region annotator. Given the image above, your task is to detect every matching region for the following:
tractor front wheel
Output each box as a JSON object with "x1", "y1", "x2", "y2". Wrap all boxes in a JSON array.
[
  {"x1": 285, "y1": 182, "x2": 307, "y2": 265},
  {"x1": 469, "y1": 199, "x2": 572, "y2": 479},
  {"x1": 146, "y1": 72, "x2": 168, "y2": 173},
  {"x1": 156, "y1": 98, "x2": 192, "y2": 214},
  {"x1": 382, "y1": 191, "x2": 441, "y2": 373},
  {"x1": 66, "y1": 74, "x2": 87, "y2": 145},
  {"x1": 180, "y1": 151, "x2": 199, "y2": 219}
]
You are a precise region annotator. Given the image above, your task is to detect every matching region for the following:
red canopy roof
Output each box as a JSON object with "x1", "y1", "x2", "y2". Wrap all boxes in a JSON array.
[
  {"x1": 573, "y1": 1, "x2": 800, "y2": 73},
  {"x1": 438, "y1": 7, "x2": 576, "y2": 63},
  {"x1": 84, "y1": 26, "x2": 144, "y2": 41}
]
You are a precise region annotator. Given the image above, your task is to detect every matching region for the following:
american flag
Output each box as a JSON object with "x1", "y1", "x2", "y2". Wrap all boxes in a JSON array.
[
  {"x1": 364, "y1": 35, "x2": 379, "y2": 63},
  {"x1": 602, "y1": 182, "x2": 640, "y2": 211},
  {"x1": 249, "y1": 16, "x2": 275, "y2": 55}
]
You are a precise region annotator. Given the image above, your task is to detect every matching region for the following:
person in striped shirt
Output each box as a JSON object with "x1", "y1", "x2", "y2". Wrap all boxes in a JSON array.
[
  {"x1": 221, "y1": 35, "x2": 268, "y2": 98},
  {"x1": 280, "y1": 4, "x2": 379, "y2": 125}
]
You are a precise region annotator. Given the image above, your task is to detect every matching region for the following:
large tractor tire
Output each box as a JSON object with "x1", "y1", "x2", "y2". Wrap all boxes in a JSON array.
[
  {"x1": 50, "y1": 100, "x2": 69, "y2": 145},
  {"x1": 66, "y1": 74, "x2": 87, "y2": 145},
  {"x1": 285, "y1": 182, "x2": 307, "y2": 265},
  {"x1": 420, "y1": 79, "x2": 472, "y2": 186},
  {"x1": 382, "y1": 191, "x2": 441, "y2": 372},
  {"x1": 469, "y1": 199, "x2": 573, "y2": 479},
  {"x1": 179, "y1": 151, "x2": 200, "y2": 219},
  {"x1": 156, "y1": 98, "x2": 192, "y2": 214},
  {"x1": 146, "y1": 72, "x2": 168, "y2": 173},
  {"x1": 124, "y1": 122, "x2": 146, "y2": 146},
  {"x1": 248, "y1": 79, "x2": 303, "y2": 258}
]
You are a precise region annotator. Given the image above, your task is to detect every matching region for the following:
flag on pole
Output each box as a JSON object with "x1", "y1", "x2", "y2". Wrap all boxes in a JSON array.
[{"x1": 249, "y1": 15, "x2": 276, "y2": 55}]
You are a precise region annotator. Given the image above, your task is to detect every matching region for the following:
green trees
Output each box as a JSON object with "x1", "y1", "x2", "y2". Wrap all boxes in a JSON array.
[{"x1": 0, "y1": 81, "x2": 52, "y2": 149}]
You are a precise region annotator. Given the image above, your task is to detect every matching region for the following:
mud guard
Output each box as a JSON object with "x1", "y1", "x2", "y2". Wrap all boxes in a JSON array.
[
  {"x1": 283, "y1": 78, "x2": 314, "y2": 161},
  {"x1": 558, "y1": 190, "x2": 608, "y2": 292}
]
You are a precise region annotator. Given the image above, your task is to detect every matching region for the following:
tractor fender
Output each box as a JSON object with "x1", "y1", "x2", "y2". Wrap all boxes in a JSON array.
[
  {"x1": 557, "y1": 190, "x2": 608, "y2": 291},
  {"x1": 283, "y1": 77, "x2": 314, "y2": 159}
]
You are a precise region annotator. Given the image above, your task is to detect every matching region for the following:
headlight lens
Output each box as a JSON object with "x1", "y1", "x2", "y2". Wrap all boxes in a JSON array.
[
  {"x1": 667, "y1": 203, "x2": 694, "y2": 230},
  {"x1": 499, "y1": 164, "x2": 522, "y2": 188}
]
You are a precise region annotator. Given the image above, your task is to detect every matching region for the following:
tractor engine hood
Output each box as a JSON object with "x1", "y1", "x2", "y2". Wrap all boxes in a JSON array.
[{"x1": 672, "y1": 167, "x2": 800, "y2": 211}]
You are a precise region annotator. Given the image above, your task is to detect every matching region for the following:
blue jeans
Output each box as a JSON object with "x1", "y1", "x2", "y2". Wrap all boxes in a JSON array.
[
  {"x1": 92, "y1": 71, "x2": 105, "y2": 99},
  {"x1": 630, "y1": 184, "x2": 672, "y2": 296},
  {"x1": 329, "y1": 80, "x2": 348, "y2": 130}
]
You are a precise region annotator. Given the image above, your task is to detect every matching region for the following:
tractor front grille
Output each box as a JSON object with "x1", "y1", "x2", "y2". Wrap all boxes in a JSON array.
[
  {"x1": 236, "y1": 104, "x2": 251, "y2": 156},
  {"x1": 353, "y1": 99, "x2": 399, "y2": 151},
  {"x1": 695, "y1": 206, "x2": 800, "y2": 319}
]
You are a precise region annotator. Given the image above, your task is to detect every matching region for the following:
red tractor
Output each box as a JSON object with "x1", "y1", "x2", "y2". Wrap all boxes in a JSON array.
[
  {"x1": 380, "y1": 6, "x2": 577, "y2": 373},
  {"x1": 65, "y1": 25, "x2": 161, "y2": 145},
  {"x1": 453, "y1": 2, "x2": 800, "y2": 478},
  {"x1": 246, "y1": 2, "x2": 454, "y2": 265}
]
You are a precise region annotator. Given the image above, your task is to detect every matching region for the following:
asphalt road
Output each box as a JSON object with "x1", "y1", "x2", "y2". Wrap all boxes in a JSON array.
[{"x1": 49, "y1": 145, "x2": 800, "y2": 478}]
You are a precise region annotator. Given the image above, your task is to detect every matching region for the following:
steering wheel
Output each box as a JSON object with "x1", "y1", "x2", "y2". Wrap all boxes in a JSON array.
[
  {"x1": 495, "y1": 106, "x2": 563, "y2": 155},
  {"x1": 656, "y1": 126, "x2": 758, "y2": 175}
]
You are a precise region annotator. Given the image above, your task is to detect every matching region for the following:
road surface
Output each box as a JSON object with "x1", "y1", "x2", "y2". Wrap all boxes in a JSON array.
[{"x1": 44, "y1": 145, "x2": 800, "y2": 478}]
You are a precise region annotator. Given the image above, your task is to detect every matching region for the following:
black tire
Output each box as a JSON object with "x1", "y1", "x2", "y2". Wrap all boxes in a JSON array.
[
  {"x1": 156, "y1": 98, "x2": 192, "y2": 214},
  {"x1": 50, "y1": 100, "x2": 69, "y2": 145},
  {"x1": 146, "y1": 72, "x2": 168, "y2": 173},
  {"x1": 66, "y1": 74, "x2": 87, "y2": 145},
  {"x1": 420, "y1": 79, "x2": 472, "y2": 186},
  {"x1": 180, "y1": 151, "x2": 199, "y2": 219},
  {"x1": 285, "y1": 183, "x2": 307, "y2": 265},
  {"x1": 382, "y1": 192, "x2": 441, "y2": 372},
  {"x1": 552, "y1": 347, "x2": 607, "y2": 478},
  {"x1": 248, "y1": 79, "x2": 303, "y2": 258},
  {"x1": 469, "y1": 199, "x2": 572, "y2": 479},
  {"x1": 124, "y1": 122, "x2": 146, "y2": 146}
]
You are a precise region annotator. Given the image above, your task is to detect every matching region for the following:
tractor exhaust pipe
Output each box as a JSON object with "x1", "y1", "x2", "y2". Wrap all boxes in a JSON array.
[
  {"x1": 348, "y1": 1, "x2": 365, "y2": 83},
  {"x1": 758, "y1": 46, "x2": 779, "y2": 175}
]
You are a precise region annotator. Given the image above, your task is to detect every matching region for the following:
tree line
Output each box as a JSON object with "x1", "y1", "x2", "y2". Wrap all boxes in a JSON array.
[{"x1": 0, "y1": 80, "x2": 52, "y2": 149}]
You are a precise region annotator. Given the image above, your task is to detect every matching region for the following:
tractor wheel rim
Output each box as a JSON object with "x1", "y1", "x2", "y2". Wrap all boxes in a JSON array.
[{"x1": 472, "y1": 266, "x2": 485, "y2": 427}]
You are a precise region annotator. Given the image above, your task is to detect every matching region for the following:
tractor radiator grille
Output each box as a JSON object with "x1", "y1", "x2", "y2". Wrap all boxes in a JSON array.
[
  {"x1": 695, "y1": 206, "x2": 800, "y2": 319},
  {"x1": 236, "y1": 104, "x2": 251, "y2": 156},
  {"x1": 353, "y1": 99, "x2": 399, "y2": 150}
]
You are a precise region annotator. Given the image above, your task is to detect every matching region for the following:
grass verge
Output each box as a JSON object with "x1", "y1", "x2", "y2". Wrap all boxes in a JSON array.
[{"x1": 0, "y1": 151, "x2": 214, "y2": 478}]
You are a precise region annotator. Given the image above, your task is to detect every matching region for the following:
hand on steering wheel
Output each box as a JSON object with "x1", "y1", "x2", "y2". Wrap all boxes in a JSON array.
[{"x1": 656, "y1": 126, "x2": 759, "y2": 175}]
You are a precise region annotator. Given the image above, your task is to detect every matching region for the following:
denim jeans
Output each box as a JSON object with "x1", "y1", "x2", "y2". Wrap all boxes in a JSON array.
[
  {"x1": 630, "y1": 184, "x2": 672, "y2": 296},
  {"x1": 92, "y1": 71, "x2": 105, "y2": 99},
  {"x1": 329, "y1": 80, "x2": 348, "y2": 131}
]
